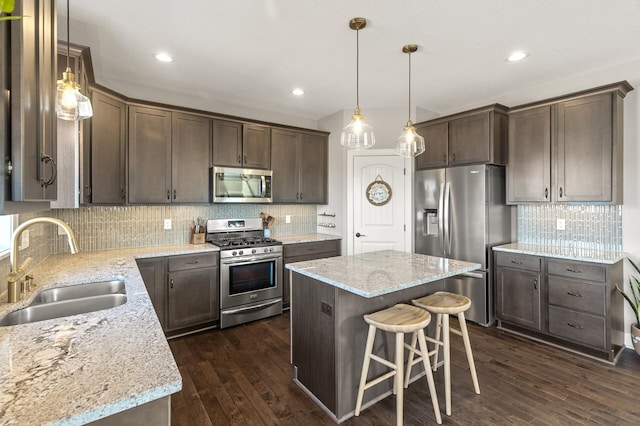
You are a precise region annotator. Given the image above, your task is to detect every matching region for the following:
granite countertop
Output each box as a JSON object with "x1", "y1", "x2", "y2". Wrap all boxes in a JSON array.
[
  {"x1": 286, "y1": 250, "x2": 480, "y2": 298},
  {"x1": 492, "y1": 243, "x2": 626, "y2": 264},
  {"x1": 0, "y1": 243, "x2": 219, "y2": 425},
  {"x1": 276, "y1": 233, "x2": 341, "y2": 244}
]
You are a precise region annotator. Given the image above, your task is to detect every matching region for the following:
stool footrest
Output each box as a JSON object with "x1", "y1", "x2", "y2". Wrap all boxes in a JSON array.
[
  {"x1": 370, "y1": 353, "x2": 397, "y2": 371},
  {"x1": 362, "y1": 369, "x2": 398, "y2": 392}
]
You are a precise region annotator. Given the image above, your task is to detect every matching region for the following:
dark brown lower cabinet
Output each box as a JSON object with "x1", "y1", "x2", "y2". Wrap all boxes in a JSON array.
[
  {"x1": 283, "y1": 239, "x2": 341, "y2": 307},
  {"x1": 137, "y1": 252, "x2": 219, "y2": 336},
  {"x1": 495, "y1": 250, "x2": 624, "y2": 363}
]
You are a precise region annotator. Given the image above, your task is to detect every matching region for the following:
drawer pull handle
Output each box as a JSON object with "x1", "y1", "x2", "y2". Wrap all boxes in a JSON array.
[
  {"x1": 170, "y1": 279, "x2": 174, "y2": 289},
  {"x1": 566, "y1": 268, "x2": 582, "y2": 274},
  {"x1": 511, "y1": 260, "x2": 523, "y2": 265},
  {"x1": 567, "y1": 322, "x2": 583, "y2": 330},
  {"x1": 567, "y1": 291, "x2": 582, "y2": 297},
  {"x1": 186, "y1": 261, "x2": 199, "y2": 265}
]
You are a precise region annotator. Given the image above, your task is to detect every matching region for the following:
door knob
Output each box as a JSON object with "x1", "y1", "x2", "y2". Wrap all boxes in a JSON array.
[{"x1": 355, "y1": 232, "x2": 366, "y2": 238}]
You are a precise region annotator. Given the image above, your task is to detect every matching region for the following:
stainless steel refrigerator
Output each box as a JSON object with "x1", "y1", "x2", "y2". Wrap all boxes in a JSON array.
[{"x1": 414, "y1": 164, "x2": 512, "y2": 326}]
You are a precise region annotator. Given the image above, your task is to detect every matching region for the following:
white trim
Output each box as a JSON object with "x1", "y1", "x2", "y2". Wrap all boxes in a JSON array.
[
  {"x1": 346, "y1": 149, "x2": 413, "y2": 255},
  {"x1": 0, "y1": 214, "x2": 18, "y2": 260}
]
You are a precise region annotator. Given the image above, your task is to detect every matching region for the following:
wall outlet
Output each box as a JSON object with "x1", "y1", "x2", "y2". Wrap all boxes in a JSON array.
[
  {"x1": 556, "y1": 218, "x2": 566, "y2": 231},
  {"x1": 19, "y1": 230, "x2": 29, "y2": 250},
  {"x1": 164, "y1": 219, "x2": 172, "y2": 230},
  {"x1": 285, "y1": 215, "x2": 291, "y2": 224}
]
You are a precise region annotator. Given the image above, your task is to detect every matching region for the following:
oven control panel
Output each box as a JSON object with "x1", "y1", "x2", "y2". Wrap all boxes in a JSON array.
[{"x1": 221, "y1": 244, "x2": 283, "y2": 259}]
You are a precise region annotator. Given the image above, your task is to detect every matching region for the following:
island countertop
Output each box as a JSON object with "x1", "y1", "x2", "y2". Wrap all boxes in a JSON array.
[
  {"x1": 285, "y1": 250, "x2": 480, "y2": 298},
  {"x1": 0, "y1": 244, "x2": 216, "y2": 425}
]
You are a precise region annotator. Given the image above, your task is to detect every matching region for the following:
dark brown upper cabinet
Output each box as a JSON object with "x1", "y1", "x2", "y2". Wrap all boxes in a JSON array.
[
  {"x1": 87, "y1": 90, "x2": 127, "y2": 204},
  {"x1": 9, "y1": 0, "x2": 58, "y2": 203},
  {"x1": 171, "y1": 112, "x2": 211, "y2": 203},
  {"x1": 212, "y1": 120, "x2": 271, "y2": 170},
  {"x1": 507, "y1": 82, "x2": 632, "y2": 204},
  {"x1": 414, "y1": 104, "x2": 508, "y2": 171},
  {"x1": 271, "y1": 129, "x2": 328, "y2": 203}
]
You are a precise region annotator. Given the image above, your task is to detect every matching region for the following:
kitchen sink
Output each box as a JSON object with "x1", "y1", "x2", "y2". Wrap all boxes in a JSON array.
[
  {"x1": 0, "y1": 280, "x2": 127, "y2": 327},
  {"x1": 29, "y1": 279, "x2": 125, "y2": 305}
]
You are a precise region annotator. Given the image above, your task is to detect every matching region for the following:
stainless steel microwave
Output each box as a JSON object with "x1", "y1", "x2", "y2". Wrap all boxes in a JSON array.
[{"x1": 211, "y1": 167, "x2": 272, "y2": 203}]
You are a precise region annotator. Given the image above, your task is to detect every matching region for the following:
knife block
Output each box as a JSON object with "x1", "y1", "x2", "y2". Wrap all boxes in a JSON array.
[{"x1": 190, "y1": 227, "x2": 206, "y2": 244}]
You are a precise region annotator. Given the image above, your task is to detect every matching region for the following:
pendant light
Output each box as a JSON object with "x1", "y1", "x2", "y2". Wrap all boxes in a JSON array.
[
  {"x1": 56, "y1": 0, "x2": 93, "y2": 121},
  {"x1": 394, "y1": 44, "x2": 425, "y2": 158},
  {"x1": 340, "y1": 17, "x2": 375, "y2": 150}
]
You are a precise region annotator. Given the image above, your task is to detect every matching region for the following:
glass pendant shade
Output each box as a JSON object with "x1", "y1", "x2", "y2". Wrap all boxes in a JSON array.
[
  {"x1": 395, "y1": 120, "x2": 425, "y2": 158},
  {"x1": 341, "y1": 106, "x2": 375, "y2": 149}
]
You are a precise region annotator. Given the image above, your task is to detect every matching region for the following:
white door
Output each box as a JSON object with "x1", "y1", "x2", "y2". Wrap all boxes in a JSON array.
[{"x1": 348, "y1": 150, "x2": 412, "y2": 255}]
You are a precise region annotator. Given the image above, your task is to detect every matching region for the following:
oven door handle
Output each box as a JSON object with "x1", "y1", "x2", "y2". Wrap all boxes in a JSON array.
[
  {"x1": 221, "y1": 254, "x2": 282, "y2": 264},
  {"x1": 221, "y1": 298, "x2": 282, "y2": 315}
]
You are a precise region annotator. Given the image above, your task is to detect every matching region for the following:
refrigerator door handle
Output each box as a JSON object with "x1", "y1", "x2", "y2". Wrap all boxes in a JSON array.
[
  {"x1": 444, "y1": 182, "x2": 451, "y2": 256},
  {"x1": 438, "y1": 182, "x2": 445, "y2": 255}
]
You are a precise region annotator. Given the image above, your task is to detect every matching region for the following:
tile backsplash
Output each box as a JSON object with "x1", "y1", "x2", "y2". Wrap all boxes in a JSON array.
[{"x1": 517, "y1": 204, "x2": 622, "y2": 252}]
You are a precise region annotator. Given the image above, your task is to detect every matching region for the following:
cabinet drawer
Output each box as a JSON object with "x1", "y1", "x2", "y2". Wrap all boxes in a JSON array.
[
  {"x1": 495, "y1": 252, "x2": 542, "y2": 272},
  {"x1": 168, "y1": 253, "x2": 218, "y2": 271},
  {"x1": 547, "y1": 259, "x2": 605, "y2": 282},
  {"x1": 283, "y1": 240, "x2": 339, "y2": 258},
  {"x1": 548, "y1": 277, "x2": 606, "y2": 315},
  {"x1": 548, "y1": 306, "x2": 606, "y2": 350}
]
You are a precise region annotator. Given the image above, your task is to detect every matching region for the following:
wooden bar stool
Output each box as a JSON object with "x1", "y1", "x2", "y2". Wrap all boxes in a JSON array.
[
  {"x1": 355, "y1": 304, "x2": 442, "y2": 425},
  {"x1": 405, "y1": 291, "x2": 480, "y2": 416}
]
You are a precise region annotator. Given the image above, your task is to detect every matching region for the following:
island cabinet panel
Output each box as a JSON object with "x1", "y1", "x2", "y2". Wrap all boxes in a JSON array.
[
  {"x1": 166, "y1": 253, "x2": 219, "y2": 332},
  {"x1": 88, "y1": 91, "x2": 127, "y2": 204},
  {"x1": 283, "y1": 239, "x2": 341, "y2": 307},
  {"x1": 494, "y1": 251, "x2": 624, "y2": 362},
  {"x1": 495, "y1": 253, "x2": 543, "y2": 331},
  {"x1": 171, "y1": 112, "x2": 211, "y2": 203},
  {"x1": 128, "y1": 106, "x2": 172, "y2": 203},
  {"x1": 271, "y1": 129, "x2": 328, "y2": 203},
  {"x1": 414, "y1": 104, "x2": 507, "y2": 171},
  {"x1": 136, "y1": 257, "x2": 167, "y2": 329},
  {"x1": 290, "y1": 272, "x2": 443, "y2": 422},
  {"x1": 507, "y1": 82, "x2": 631, "y2": 204}
]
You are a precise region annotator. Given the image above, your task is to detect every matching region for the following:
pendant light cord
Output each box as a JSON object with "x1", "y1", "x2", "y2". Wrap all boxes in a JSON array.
[
  {"x1": 356, "y1": 28, "x2": 360, "y2": 108},
  {"x1": 407, "y1": 51, "x2": 411, "y2": 121},
  {"x1": 66, "y1": 0, "x2": 70, "y2": 69}
]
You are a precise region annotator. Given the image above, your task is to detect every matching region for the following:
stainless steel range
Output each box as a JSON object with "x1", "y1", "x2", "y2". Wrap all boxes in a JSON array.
[{"x1": 206, "y1": 218, "x2": 283, "y2": 329}]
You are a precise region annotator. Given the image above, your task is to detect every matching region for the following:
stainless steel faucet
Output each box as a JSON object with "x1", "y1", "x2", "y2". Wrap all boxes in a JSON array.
[{"x1": 6, "y1": 217, "x2": 80, "y2": 303}]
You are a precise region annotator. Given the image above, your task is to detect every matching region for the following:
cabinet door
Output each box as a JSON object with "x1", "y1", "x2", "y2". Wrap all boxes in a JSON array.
[
  {"x1": 167, "y1": 268, "x2": 219, "y2": 331},
  {"x1": 212, "y1": 120, "x2": 242, "y2": 167},
  {"x1": 415, "y1": 122, "x2": 448, "y2": 170},
  {"x1": 495, "y1": 267, "x2": 542, "y2": 331},
  {"x1": 242, "y1": 124, "x2": 271, "y2": 169},
  {"x1": 448, "y1": 112, "x2": 490, "y2": 165},
  {"x1": 507, "y1": 106, "x2": 552, "y2": 203},
  {"x1": 555, "y1": 93, "x2": 612, "y2": 202},
  {"x1": 90, "y1": 91, "x2": 126, "y2": 204},
  {"x1": 128, "y1": 106, "x2": 172, "y2": 203},
  {"x1": 10, "y1": 0, "x2": 57, "y2": 201},
  {"x1": 299, "y1": 133, "x2": 327, "y2": 203},
  {"x1": 271, "y1": 128, "x2": 300, "y2": 202},
  {"x1": 171, "y1": 113, "x2": 211, "y2": 203},
  {"x1": 136, "y1": 257, "x2": 166, "y2": 330}
]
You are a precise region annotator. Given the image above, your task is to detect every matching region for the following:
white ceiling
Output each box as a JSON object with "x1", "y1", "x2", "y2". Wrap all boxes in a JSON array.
[{"x1": 59, "y1": 0, "x2": 640, "y2": 125}]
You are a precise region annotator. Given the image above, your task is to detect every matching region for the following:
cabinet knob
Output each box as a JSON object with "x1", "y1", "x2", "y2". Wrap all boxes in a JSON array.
[{"x1": 533, "y1": 279, "x2": 538, "y2": 290}]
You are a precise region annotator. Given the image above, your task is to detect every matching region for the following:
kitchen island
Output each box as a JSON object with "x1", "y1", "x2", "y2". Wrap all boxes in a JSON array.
[
  {"x1": 0, "y1": 244, "x2": 219, "y2": 425},
  {"x1": 286, "y1": 250, "x2": 480, "y2": 423}
]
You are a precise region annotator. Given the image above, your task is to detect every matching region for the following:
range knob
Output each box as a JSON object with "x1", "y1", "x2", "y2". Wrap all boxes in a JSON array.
[
  {"x1": 232, "y1": 251, "x2": 237, "y2": 256},
  {"x1": 238, "y1": 250, "x2": 244, "y2": 255},
  {"x1": 251, "y1": 249, "x2": 257, "y2": 254},
  {"x1": 263, "y1": 248, "x2": 269, "y2": 253}
]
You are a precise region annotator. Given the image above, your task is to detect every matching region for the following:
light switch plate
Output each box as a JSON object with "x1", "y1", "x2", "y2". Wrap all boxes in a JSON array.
[
  {"x1": 285, "y1": 215, "x2": 291, "y2": 224},
  {"x1": 556, "y1": 218, "x2": 566, "y2": 231},
  {"x1": 164, "y1": 219, "x2": 172, "y2": 230}
]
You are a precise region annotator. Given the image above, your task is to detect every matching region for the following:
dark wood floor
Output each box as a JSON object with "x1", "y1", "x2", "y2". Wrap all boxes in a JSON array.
[{"x1": 169, "y1": 312, "x2": 640, "y2": 425}]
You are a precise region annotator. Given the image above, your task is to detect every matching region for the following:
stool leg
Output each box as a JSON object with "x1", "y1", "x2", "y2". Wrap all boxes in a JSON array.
[
  {"x1": 458, "y1": 312, "x2": 480, "y2": 395},
  {"x1": 443, "y1": 313, "x2": 451, "y2": 416},
  {"x1": 403, "y1": 331, "x2": 418, "y2": 389},
  {"x1": 432, "y1": 313, "x2": 442, "y2": 371},
  {"x1": 395, "y1": 332, "x2": 404, "y2": 426},
  {"x1": 417, "y1": 329, "x2": 442, "y2": 425},
  {"x1": 355, "y1": 324, "x2": 377, "y2": 416}
]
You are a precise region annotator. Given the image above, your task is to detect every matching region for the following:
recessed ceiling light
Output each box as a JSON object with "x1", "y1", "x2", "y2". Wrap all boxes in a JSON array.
[
  {"x1": 291, "y1": 88, "x2": 304, "y2": 96},
  {"x1": 154, "y1": 52, "x2": 173, "y2": 63},
  {"x1": 507, "y1": 51, "x2": 529, "y2": 62}
]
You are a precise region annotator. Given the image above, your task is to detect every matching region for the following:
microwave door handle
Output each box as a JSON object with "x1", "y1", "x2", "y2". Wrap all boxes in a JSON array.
[{"x1": 261, "y1": 175, "x2": 266, "y2": 197}]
